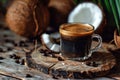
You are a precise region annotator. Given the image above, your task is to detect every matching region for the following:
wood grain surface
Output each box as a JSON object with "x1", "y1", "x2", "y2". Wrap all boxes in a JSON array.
[
  {"x1": 0, "y1": 27, "x2": 119, "y2": 80},
  {"x1": 26, "y1": 45, "x2": 116, "y2": 79}
]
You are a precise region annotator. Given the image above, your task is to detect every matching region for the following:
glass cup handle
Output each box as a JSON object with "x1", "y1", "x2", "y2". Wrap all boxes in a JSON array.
[{"x1": 88, "y1": 34, "x2": 102, "y2": 57}]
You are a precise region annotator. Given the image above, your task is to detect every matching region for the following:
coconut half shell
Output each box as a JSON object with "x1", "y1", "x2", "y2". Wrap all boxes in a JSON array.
[
  {"x1": 41, "y1": 33, "x2": 60, "y2": 53},
  {"x1": 68, "y1": 2, "x2": 103, "y2": 31}
]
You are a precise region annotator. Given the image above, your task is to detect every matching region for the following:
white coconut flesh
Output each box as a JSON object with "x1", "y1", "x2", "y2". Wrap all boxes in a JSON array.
[
  {"x1": 68, "y1": 2, "x2": 103, "y2": 30},
  {"x1": 41, "y1": 33, "x2": 60, "y2": 53}
]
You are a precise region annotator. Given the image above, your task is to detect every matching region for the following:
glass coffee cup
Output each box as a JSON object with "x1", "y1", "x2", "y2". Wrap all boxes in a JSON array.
[{"x1": 59, "y1": 23, "x2": 102, "y2": 61}]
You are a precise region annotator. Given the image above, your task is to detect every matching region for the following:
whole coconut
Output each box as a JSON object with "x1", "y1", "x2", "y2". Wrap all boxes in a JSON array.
[
  {"x1": 6, "y1": 0, "x2": 50, "y2": 38},
  {"x1": 48, "y1": 0, "x2": 76, "y2": 31}
]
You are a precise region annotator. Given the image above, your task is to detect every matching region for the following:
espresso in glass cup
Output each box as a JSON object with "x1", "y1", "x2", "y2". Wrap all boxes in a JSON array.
[{"x1": 59, "y1": 23, "x2": 102, "y2": 61}]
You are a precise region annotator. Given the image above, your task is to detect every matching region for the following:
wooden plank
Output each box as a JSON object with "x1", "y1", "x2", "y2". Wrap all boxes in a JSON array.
[
  {"x1": 0, "y1": 54, "x2": 53, "y2": 80},
  {"x1": 26, "y1": 44, "x2": 116, "y2": 79},
  {"x1": 0, "y1": 26, "x2": 119, "y2": 79},
  {"x1": 0, "y1": 29, "x2": 53, "y2": 80}
]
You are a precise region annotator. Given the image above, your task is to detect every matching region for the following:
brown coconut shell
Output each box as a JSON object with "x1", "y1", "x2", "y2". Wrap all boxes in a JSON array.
[
  {"x1": 48, "y1": 0, "x2": 76, "y2": 31},
  {"x1": 6, "y1": 0, "x2": 50, "y2": 38},
  {"x1": 114, "y1": 30, "x2": 120, "y2": 48}
]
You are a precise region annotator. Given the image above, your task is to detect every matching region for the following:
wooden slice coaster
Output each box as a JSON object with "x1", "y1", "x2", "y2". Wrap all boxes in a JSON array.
[{"x1": 26, "y1": 47, "x2": 116, "y2": 79}]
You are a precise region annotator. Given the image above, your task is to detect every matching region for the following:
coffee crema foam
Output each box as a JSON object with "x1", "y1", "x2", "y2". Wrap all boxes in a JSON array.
[{"x1": 60, "y1": 23, "x2": 94, "y2": 37}]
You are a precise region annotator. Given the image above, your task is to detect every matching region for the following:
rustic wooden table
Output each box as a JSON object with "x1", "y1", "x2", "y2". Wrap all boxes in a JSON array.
[{"x1": 0, "y1": 27, "x2": 120, "y2": 80}]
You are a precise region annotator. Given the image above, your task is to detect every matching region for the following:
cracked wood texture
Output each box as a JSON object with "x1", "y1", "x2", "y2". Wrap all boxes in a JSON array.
[
  {"x1": 26, "y1": 44, "x2": 116, "y2": 79},
  {"x1": 0, "y1": 26, "x2": 119, "y2": 80},
  {"x1": 0, "y1": 27, "x2": 53, "y2": 80}
]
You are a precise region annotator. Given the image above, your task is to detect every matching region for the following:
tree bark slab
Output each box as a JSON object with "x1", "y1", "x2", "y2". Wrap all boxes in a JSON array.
[{"x1": 26, "y1": 45, "x2": 116, "y2": 79}]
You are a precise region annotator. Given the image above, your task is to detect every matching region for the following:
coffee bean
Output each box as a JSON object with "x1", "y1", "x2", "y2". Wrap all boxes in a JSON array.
[
  {"x1": 58, "y1": 56, "x2": 65, "y2": 61},
  {"x1": 92, "y1": 62, "x2": 98, "y2": 67},
  {"x1": 44, "y1": 49, "x2": 48, "y2": 53},
  {"x1": 39, "y1": 48, "x2": 46, "y2": 53},
  {"x1": 7, "y1": 47, "x2": 13, "y2": 51},
  {"x1": 13, "y1": 43, "x2": 18, "y2": 46},
  {"x1": 3, "y1": 34, "x2": 8, "y2": 37},
  {"x1": 9, "y1": 55, "x2": 13, "y2": 58},
  {"x1": 0, "y1": 48, "x2": 4, "y2": 52},
  {"x1": 43, "y1": 53, "x2": 49, "y2": 56},
  {"x1": 11, "y1": 54, "x2": 17, "y2": 59},
  {"x1": 19, "y1": 41, "x2": 28, "y2": 47},
  {"x1": 20, "y1": 59, "x2": 25, "y2": 65},
  {"x1": 39, "y1": 48, "x2": 59, "y2": 58},
  {"x1": 86, "y1": 61, "x2": 100, "y2": 67},
  {"x1": 15, "y1": 59, "x2": 20, "y2": 64},
  {"x1": 0, "y1": 57, "x2": 4, "y2": 60},
  {"x1": 4, "y1": 39, "x2": 15, "y2": 44},
  {"x1": 14, "y1": 55, "x2": 21, "y2": 59},
  {"x1": 52, "y1": 75, "x2": 59, "y2": 79},
  {"x1": 9, "y1": 54, "x2": 21, "y2": 59},
  {"x1": 19, "y1": 41, "x2": 24, "y2": 47},
  {"x1": 26, "y1": 74, "x2": 32, "y2": 78}
]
